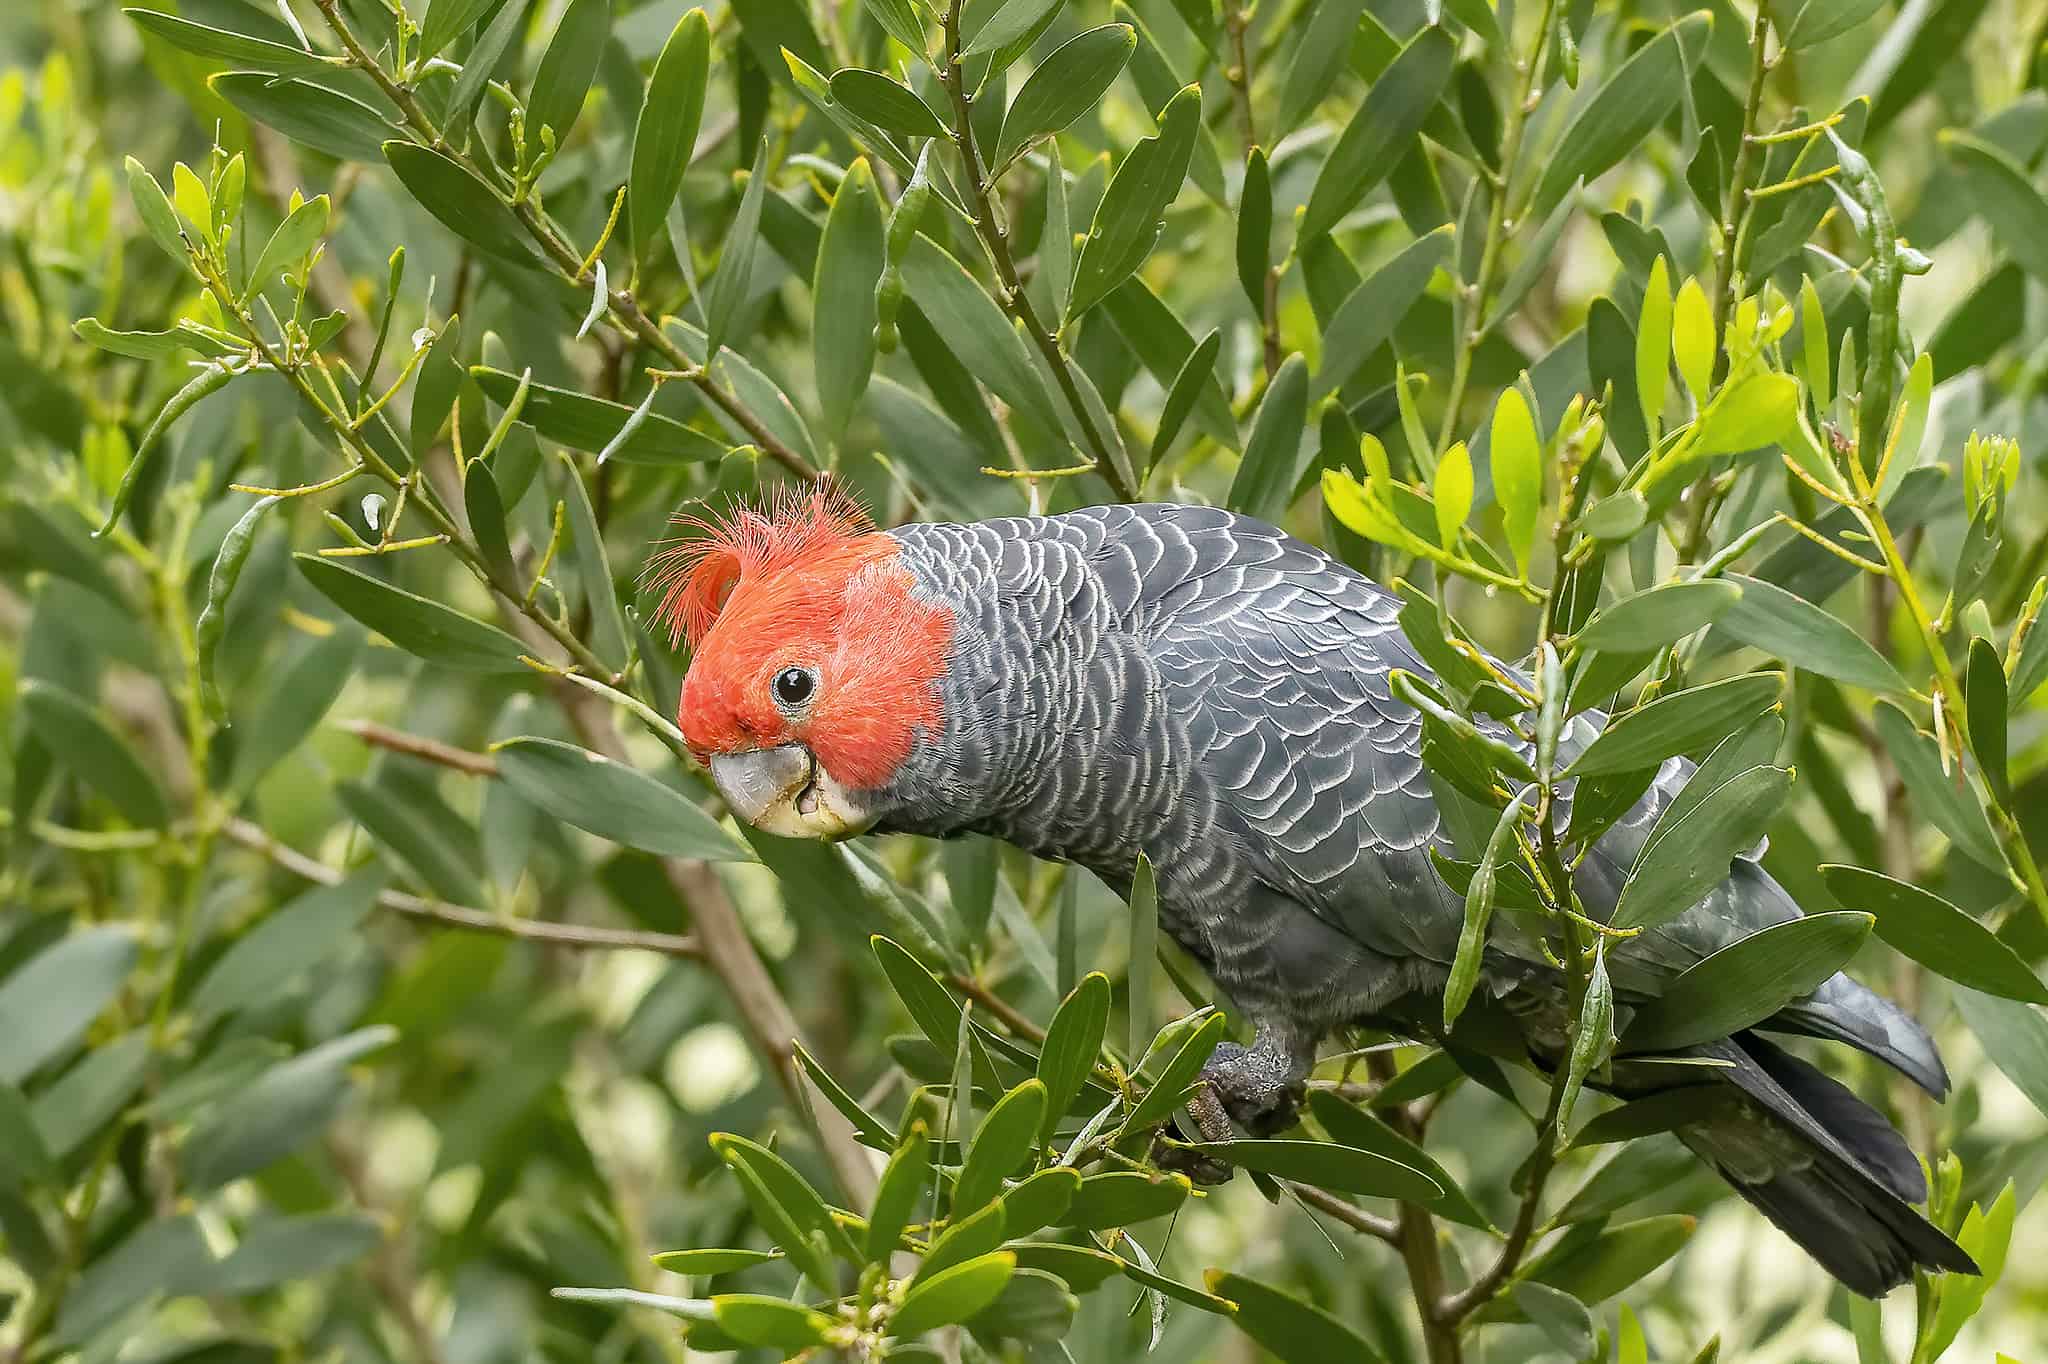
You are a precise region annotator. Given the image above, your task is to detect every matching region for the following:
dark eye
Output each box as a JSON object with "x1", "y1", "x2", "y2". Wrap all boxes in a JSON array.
[{"x1": 773, "y1": 667, "x2": 817, "y2": 709}]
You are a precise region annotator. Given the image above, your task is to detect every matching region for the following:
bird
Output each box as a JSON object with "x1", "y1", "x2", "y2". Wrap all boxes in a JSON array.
[{"x1": 651, "y1": 484, "x2": 1976, "y2": 1297}]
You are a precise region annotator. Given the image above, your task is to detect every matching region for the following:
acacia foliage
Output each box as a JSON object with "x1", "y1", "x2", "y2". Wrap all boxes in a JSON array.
[{"x1": 2, "y1": 0, "x2": 2048, "y2": 1359}]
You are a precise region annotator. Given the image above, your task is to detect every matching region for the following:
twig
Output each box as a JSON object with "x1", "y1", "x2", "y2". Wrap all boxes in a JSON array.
[
  {"x1": 938, "y1": 0, "x2": 1134, "y2": 501},
  {"x1": 947, "y1": 973, "x2": 1045, "y2": 1042},
  {"x1": 1291, "y1": 1183, "x2": 1401, "y2": 1245},
  {"x1": 221, "y1": 816, "x2": 705, "y2": 957},
  {"x1": 307, "y1": 0, "x2": 819, "y2": 482},
  {"x1": 344, "y1": 719, "x2": 501, "y2": 776},
  {"x1": 1432, "y1": 0, "x2": 1563, "y2": 456}
]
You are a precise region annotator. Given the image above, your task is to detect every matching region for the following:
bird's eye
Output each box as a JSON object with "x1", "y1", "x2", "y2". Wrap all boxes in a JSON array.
[{"x1": 773, "y1": 667, "x2": 817, "y2": 709}]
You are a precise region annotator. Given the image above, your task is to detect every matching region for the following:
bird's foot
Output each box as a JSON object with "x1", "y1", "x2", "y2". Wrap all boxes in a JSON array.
[
  {"x1": 1150, "y1": 1039, "x2": 1309, "y2": 1184},
  {"x1": 1199, "y1": 1040, "x2": 1306, "y2": 1136}
]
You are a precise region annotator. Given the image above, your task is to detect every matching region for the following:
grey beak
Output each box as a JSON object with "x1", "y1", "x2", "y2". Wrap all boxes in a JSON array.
[{"x1": 709, "y1": 745, "x2": 813, "y2": 825}]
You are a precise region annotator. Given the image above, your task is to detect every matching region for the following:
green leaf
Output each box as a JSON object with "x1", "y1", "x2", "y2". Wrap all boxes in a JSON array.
[
  {"x1": 211, "y1": 74, "x2": 394, "y2": 163},
  {"x1": 1150, "y1": 327, "x2": 1223, "y2": 471},
  {"x1": 891, "y1": 1252, "x2": 1016, "y2": 1337},
  {"x1": 1510, "y1": 1282, "x2": 1596, "y2": 1355},
  {"x1": 829, "y1": 69, "x2": 947, "y2": 137},
  {"x1": 713, "y1": 1295, "x2": 833, "y2": 1350},
  {"x1": 1821, "y1": 866, "x2": 2046, "y2": 1003},
  {"x1": 1433, "y1": 441, "x2": 1473, "y2": 548},
  {"x1": 1179, "y1": 1139, "x2": 1442, "y2": 1200},
  {"x1": 1786, "y1": 0, "x2": 1886, "y2": 46},
  {"x1": 1572, "y1": 1087, "x2": 1745, "y2": 1147},
  {"x1": 901, "y1": 234, "x2": 1066, "y2": 437},
  {"x1": 1010, "y1": 1242, "x2": 1122, "y2": 1290},
  {"x1": 18, "y1": 681, "x2": 169, "y2": 828},
  {"x1": 1637, "y1": 255, "x2": 1672, "y2": 444},
  {"x1": 1673, "y1": 275, "x2": 1714, "y2": 401},
  {"x1": 1124, "y1": 1010, "x2": 1227, "y2": 1133},
  {"x1": 964, "y1": 0, "x2": 1061, "y2": 56},
  {"x1": 1036, "y1": 972, "x2": 1110, "y2": 1141},
  {"x1": 1227, "y1": 354, "x2": 1311, "y2": 522},
  {"x1": 954, "y1": 1080, "x2": 1046, "y2": 1213},
  {"x1": 2013, "y1": 591, "x2": 2048, "y2": 710},
  {"x1": 815, "y1": 158, "x2": 885, "y2": 443},
  {"x1": 1966, "y1": 635, "x2": 2009, "y2": 801},
  {"x1": 1236, "y1": 146, "x2": 1272, "y2": 315},
  {"x1": 872, "y1": 936, "x2": 997, "y2": 1086},
  {"x1": 125, "y1": 8, "x2": 335, "y2": 72},
  {"x1": 628, "y1": 9, "x2": 710, "y2": 270},
  {"x1": 1923, "y1": 1182, "x2": 2015, "y2": 1356},
  {"x1": 554, "y1": 454, "x2": 629, "y2": 667},
  {"x1": 1489, "y1": 384, "x2": 1541, "y2": 574},
  {"x1": 1061, "y1": 1170, "x2": 1191, "y2": 1228},
  {"x1": 192, "y1": 868, "x2": 384, "y2": 1019},
  {"x1": 1715, "y1": 573, "x2": 1910, "y2": 695},
  {"x1": 1127, "y1": 852, "x2": 1158, "y2": 1061},
  {"x1": 921, "y1": 1198, "x2": 1007, "y2": 1278},
  {"x1": 410, "y1": 316, "x2": 464, "y2": 458},
  {"x1": 1611, "y1": 766, "x2": 1791, "y2": 931},
  {"x1": 711, "y1": 1132, "x2": 852, "y2": 1276},
  {"x1": 449, "y1": 0, "x2": 526, "y2": 128},
  {"x1": 1300, "y1": 25, "x2": 1455, "y2": 241},
  {"x1": 1694, "y1": 372, "x2": 1800, "y2": 456},
  {"x1": 337, "y1": 779, "x2": 484, "y2": 904},
  {"x1": 420, "y1": 0, "x2": 506, "y2": 56},
  {"x1": 1277, "y1": 0, "x2": 1369, "y2": 131},
  {"x1": 1530, "y1": 12, "x2": 1714, "y2": 220},
  {"x1": 0, "y1": 927, "x2": 139, "y2": 1086},
  {"x1": 71, "y1": 318, "x2": 225, "y2": 360},
  {"x1": 470, "y1": 366, "x2": 727, "y2": 463},
  {"x1": 528, "y1": 0, "x2": 608, "y2": 142},
  {"x1": 297, "y1": 554, "x2": 528, "y2": 672},
  {"x1": 1000, "y1": 1166, "x2": 1080, "y2": 1235},
  {"x1": 1305, "y1": 1091, "x2": 1493, "y2": 1228},
  {"x1": 246, "y1": 193, "x2": 328, "y2": 296},
  {"x1": 203, "y1": 1214, "x2": 381, "y2": 1296},
  {"x1": 1313, "y1": 225, "x2": 1454, "y2": 400},
  {"x1": 1567, "y1": 672, "x2": 1783, "y2": 778},
  {"x1": 1871, "y1": 701, "x2": 2006, "y2": 870},
  {"x1": 706, "y1": 138, "x2": 772, "y2": 360},
  {"x1": 1623, "y1": 913, "x2": 1872, "y2": 1050},
  {"x1": 1957, "y1": 987, "x2": 2048, "y2": 1121},
  {"x1": 1942, "y1": 130, "x2": 2048, "y2": 281},
  {"x1": 969, "y1": 1266, "x2": 1079, "y2": 1342},
  {"x1": 1577, "y1": 580, "x2": 1742, "y2": 654},
  {"x1": 863, "y1": 0, "x2": 932, "y2": 52},
  {"x1": 1206, "y1": 1271, "x2": 1388, "y2": 1364},
  {"x1": 383, "y1": 142, "x2": 540, "y2": 268},
  {"x1": 229, "y1": 626, "x2": 361, "y2": 793},
  {"x1": 1067, "y1": 84, "x2": 1201, "y2": 319},
  {"x1": 1580, "y1": 490, "x2": 1648, "y2": 541},
  {"x1": 866, "y1": 1124, "x2": 931, "y2": 1261},
  {"x1": 183, "y1": 1027, "x2": 396, "y2": 1190},
  {"x1": 651, "y1": 1246, "x2": 782, "y2": 1275},
  {"x1": 125, "y1": 156, "x2": 188, "y2": 265},
  {"x1": 494, "y1": 738, "x2": 752, "y2": 861}
]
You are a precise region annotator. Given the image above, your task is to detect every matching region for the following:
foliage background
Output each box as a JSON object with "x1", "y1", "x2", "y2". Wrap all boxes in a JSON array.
[{"x1": 6, "y1": 0, "x2": 2048, "y2": 1359}]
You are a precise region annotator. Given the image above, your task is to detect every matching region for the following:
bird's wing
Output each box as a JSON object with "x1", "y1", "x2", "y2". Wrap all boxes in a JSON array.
[{"x1": 1108, "y1": 505, "x2": 1801, "y2": 991}]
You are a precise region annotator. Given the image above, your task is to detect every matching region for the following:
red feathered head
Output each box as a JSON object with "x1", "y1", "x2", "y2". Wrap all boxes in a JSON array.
[{"x1": 647, "y1": 484, "x2": 952, "y2": 796}]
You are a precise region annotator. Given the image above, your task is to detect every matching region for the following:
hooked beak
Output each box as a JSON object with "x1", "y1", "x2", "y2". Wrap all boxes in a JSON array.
[{"x1": 708, "y1": 744, "x2": 873, "y2": 841}]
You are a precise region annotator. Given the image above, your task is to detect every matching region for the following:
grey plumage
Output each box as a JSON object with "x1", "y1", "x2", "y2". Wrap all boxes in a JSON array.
[{"x1": 867, "y1": 502, "x2": 1970, "y2": 1294}]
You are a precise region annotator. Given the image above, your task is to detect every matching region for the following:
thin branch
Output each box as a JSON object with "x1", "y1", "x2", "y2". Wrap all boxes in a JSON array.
[
  {"x1": 307, "y1": 0, "x2": 818, "y2": 482},
  {"x1": 938, "y1": 0, "x2": 1135, "y2": 501},
  {"x1": 344, "y1": 719, "x2": 501, "y2": 776},
  {"x1": 948, "y1": 973, "x2": 1046, "y2": 1042},
  {"x1": 221, "y1": 816, "x2": 704, "y2": 958},
  {"x1": 1291, "y1": 1183, "x2": 1401, "y2": 1244}
]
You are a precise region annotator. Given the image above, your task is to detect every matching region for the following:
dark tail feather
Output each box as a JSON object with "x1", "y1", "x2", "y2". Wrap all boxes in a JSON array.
[
  {"x1": 1677, "y1": 1035, "x2": 1976, "y2": 1297},
  {"x1": 1769, "y1": 972, "x2": 1950, "y2": 1098}
]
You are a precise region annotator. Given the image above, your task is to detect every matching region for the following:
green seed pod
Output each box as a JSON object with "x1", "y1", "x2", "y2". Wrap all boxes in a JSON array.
[
  {"x1": 195, "y1": 494, "x2": 280, "y2": 722},
  {"x1": 886, "y1": 148, "x2": 934, "y2": 266},
  {"x1": 98, "y1": 363, "x2": 236, "y2": 537}
]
